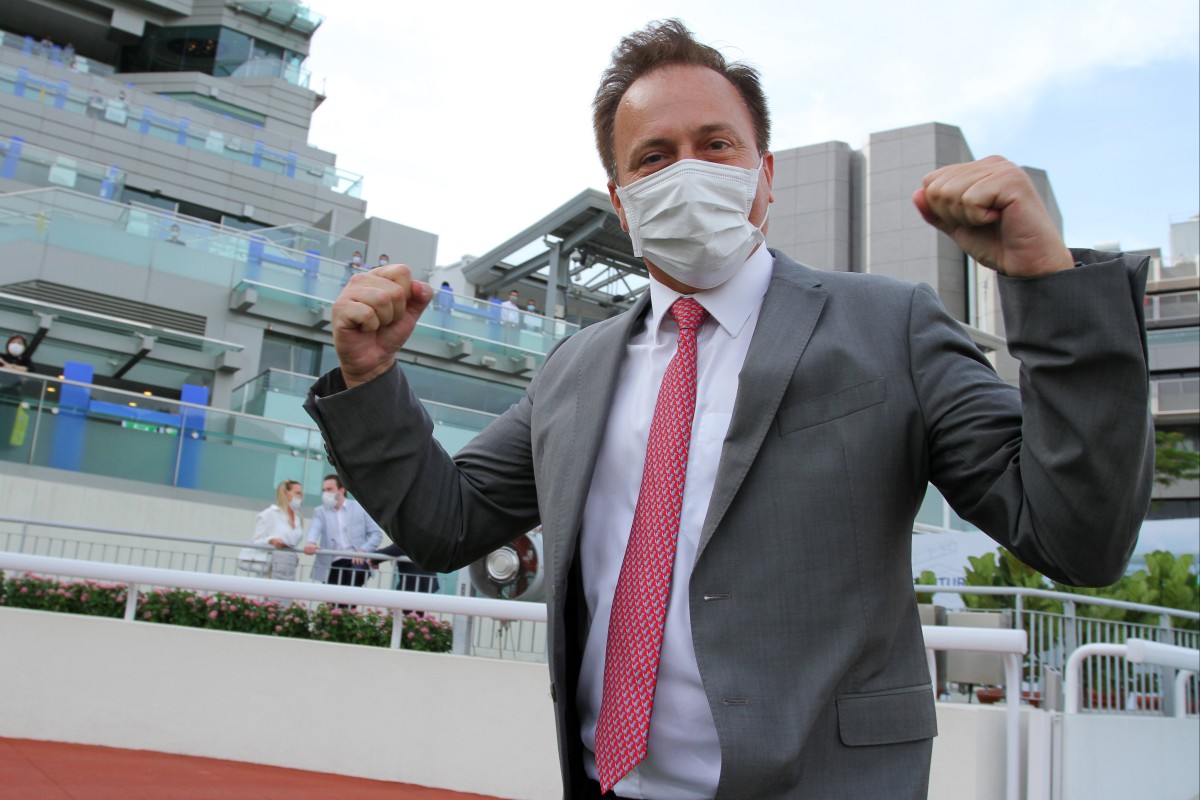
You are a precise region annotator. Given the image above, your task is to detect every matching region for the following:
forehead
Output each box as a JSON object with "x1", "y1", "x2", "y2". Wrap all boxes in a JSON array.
[
  {"x1": 322, "y1": 478, "x2": 338, "y2": 489},
  {"x1": 614, "y1": 65, "x2": 755, "y2": 146}
]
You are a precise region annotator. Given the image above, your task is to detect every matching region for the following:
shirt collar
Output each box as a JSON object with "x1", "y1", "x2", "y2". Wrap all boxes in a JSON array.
[{"x1": 646, "y1": 244, "x2": 774, "y2": 339}]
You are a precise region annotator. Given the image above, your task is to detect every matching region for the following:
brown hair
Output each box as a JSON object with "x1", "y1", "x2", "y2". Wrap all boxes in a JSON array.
[
  {"x1": 323, "y1": 474, "x2": 343, "y2": 490},
  {"x1": 592, "y1": 19, "x2": 771, "y2": 183}
]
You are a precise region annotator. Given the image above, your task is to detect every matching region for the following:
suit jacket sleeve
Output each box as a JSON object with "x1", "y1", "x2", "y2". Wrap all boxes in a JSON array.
[
  {"x1": 305, "y1": 363, "x2": 540, "y2": 573},
  {"x1": 918, "y1": 249, "x2": 1152, "y2": 585}
]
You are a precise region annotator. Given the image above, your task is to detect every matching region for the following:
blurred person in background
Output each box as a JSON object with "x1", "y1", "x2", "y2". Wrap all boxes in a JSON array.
[{"x1": 251, "y1": 480, "x2": 305, "y2": 581}]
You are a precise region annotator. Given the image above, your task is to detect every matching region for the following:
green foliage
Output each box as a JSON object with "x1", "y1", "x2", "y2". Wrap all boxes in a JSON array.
[
  {"x1": 962, "y1": 549, "x2": 1062, "y2": 614},
  {"x1": 914, "y1": 570, "x2": 938, "y2": 605},
  {"x1": 1154, "y1": 431, "x2": 1200, "y2": 488},
  {"x1": 960, "y1": 547, "x2": 1198, "y2": 631},
  {"x1": 1064, "y1": 551, "x2": 1199, "y2": 631},
  {"x1": 0, "y1": 573, "x2": 454, "y2": 651}
]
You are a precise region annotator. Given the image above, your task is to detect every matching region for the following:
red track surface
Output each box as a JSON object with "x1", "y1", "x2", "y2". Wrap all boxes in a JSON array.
[{"x1": 0, "y1": 738, "x2": 503, "y2": 799}]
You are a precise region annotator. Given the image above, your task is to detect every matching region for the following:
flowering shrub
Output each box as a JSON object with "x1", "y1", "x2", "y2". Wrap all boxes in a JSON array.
[
  {"x1": 311, "y1": 605, "x2": 391, "y2": 647},
  {"x1": 399, "y1": 612, "x2": 454, "y2": 653},
  {"x1": 0, "y1": 572, "x2": 451, "y2": 653},
  {"x1": 0, "y1": 574, "x2": 126, "y2": 618}
]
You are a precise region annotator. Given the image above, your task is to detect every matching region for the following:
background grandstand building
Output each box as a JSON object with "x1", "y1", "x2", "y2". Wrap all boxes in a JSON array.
[{"x1": 0, "y1": 0, "x2": 1191, "y2": 603}]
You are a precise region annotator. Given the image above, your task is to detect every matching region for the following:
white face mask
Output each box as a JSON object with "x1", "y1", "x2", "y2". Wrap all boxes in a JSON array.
[
  {"x1": 321, "y1": 491, "x2": 339, "y2": 508},
  {"x1": 616, "y1": 158, "x2": 768, "y2": 290},
  {"x1": 288, "y1": 497, "x2": 303, "y2": 512},
  {"x1": 378, "y1": 258, "x2": 388, "y2": 266},
  {"x1": 351, "y1": 255, "x2": 361, "y2": 265},
  {"x1": 7, "y1": 343, "x2": 24, "y2": 357}
]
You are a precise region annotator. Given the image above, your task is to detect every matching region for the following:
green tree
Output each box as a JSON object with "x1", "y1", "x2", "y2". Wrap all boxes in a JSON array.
[{"x1": 1155, "y1": 430, "x2": 1200, "y2": 488}]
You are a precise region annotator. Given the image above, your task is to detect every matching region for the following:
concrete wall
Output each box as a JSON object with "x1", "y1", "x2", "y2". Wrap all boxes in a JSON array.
[
  {"x1": 0, "y1": 606, "x2": 562, "y2": 799},
  {"x1": 0, "y1": 461, "x2": 262, "y2": 547},
  {"x1": 769, "y1": 140, "x2": 855, "y2": 271}
]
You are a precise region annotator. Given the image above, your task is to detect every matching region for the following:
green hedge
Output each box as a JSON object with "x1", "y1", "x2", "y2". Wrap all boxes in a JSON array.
[{"x1": 0, "y1": 572, "x2": 452, "y2": 653}]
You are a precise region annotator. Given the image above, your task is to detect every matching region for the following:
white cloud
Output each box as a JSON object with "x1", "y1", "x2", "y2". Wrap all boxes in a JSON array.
[{"x1": 305, "y1": 0, "x2": 1199, "y2": 262}]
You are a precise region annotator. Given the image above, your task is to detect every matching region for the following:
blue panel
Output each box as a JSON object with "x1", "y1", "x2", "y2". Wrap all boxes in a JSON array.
[
  {"x1": 0, "y1": 136, "x2": 23, "y2": 180},
  {"x1": 176, "y1": 383, "x2": 209, "y2": 489},
  {"x1": 50, "y1": 361, "x2": 93, "y2": 471}
]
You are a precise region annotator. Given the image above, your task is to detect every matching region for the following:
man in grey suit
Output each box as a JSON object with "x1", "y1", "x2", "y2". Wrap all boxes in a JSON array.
[{"x1": 305, "y1": 20, "x2": 1152, "y2": 799}]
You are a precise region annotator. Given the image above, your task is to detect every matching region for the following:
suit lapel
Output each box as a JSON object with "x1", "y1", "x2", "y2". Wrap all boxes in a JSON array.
[
  {"x1": 548, "y1": 295, "x2": 650, "y2": 598},
  {"x1": 697, "y1": 253, "x2": 827, "y2": 557}
]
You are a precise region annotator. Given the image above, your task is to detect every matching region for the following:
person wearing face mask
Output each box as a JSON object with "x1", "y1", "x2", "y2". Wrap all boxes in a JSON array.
[
  {"x1": 248, "y1": 480, "x2": 305, "y2": 582},
  {"x1": 523, "y1": 299, "x2": 542, "y2": 332},
  {"x1": 1, "y1": 335, "x2": 33, "y2": 374},
  {"x1": 377, "y1": 254, "x2": 390, "y2": 268},
  {"x1": 343, "y1": 250, "x2": 365, "y2": 285},
  {"x1": 500, "y1": 289, "x2": 522, "y2": 342},
  {"x1": 307, "y1": 20, "x2": 1152, "y2": 799},
  {"x1": 303, "y1": 474, "x2": 383, "y2": 599}
]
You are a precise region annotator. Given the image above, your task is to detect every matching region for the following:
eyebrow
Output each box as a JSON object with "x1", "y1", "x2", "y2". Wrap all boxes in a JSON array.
[{"x1": 625, "y1": 123, "x2": 743, "y2": 171}]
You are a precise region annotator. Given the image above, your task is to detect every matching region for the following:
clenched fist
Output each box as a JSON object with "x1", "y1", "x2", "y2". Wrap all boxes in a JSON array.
[
  {"x1": 332, "y1": 264, "x2": 432, "y2": 388},
  {"x1": 912, "y1": 155, "x2": 1074, "y2": 277}
]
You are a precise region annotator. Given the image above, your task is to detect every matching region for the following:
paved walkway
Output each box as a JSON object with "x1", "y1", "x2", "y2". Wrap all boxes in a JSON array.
[{"x1": 0, "y1": 738, "x2": 502, "y2": 799}]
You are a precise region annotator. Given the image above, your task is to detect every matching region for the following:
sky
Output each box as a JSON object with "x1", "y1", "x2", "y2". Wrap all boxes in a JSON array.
[{"x1": 304, "y1": 0, "x2": 1200, "y2": 267}]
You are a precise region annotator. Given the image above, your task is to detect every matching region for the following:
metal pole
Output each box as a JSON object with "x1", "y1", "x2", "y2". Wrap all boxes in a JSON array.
[
  {"x1": 544, "y1": 240, "x2": 563, "y2": 323},
  {"x1": 124, "y1": 581, "x2": 139, "y2": 621},
  {"x1": 390, "y1": 608, "x2": 403, "y2": 650},
  {"x1": 26, "y1": 380, "x2": 47, "y2": 466},
  {"x1": 205, "y1": 543, "x2": 215, "y2": 574}
]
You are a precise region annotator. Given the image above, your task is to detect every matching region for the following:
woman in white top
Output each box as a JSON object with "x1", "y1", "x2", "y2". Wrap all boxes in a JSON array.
[{"x1": 252, "y1": 479, "x2": 304, "y2": 581}]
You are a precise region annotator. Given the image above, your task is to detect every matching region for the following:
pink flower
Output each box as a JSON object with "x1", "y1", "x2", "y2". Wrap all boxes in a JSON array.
[
  {"x1": 143, "y1": 611, "x2": 152, "y2": 620},
  {"x1": 208, "y1": 610, "x2": 218, "y2": 619},
  {"x1": 275, "y1": 625, "x2": 282, "y2": 632},
  {"x1": 330, "y1": 609, "x2": 342, "y2": 616},
  {"x1": 406, "y1": 632, "x2": 415, "y2": 639}
]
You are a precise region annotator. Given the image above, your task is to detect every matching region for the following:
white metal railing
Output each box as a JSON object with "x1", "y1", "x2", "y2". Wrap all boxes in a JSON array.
[
  {"x1": 1064, "y1": 639, "x2": 1200, "y2": 715},
  {"x1": 0, "y1": 552, "x2": 544, "y2": 647},
  {"x1": 0, "y1": 514, "x2": 408, "y2": 589},
  {"x1": 924, "y1": 626, "x2": 1028, "y2": 800}
]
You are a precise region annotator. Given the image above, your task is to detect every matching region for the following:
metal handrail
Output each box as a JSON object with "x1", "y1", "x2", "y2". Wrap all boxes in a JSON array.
[
  {"x1": 923, "y1": 627, "x2": 1027, "y2": 800},
  {"x1": 915, "y1": 583, "x2": 1200, "y2": 621},
  {"x1": 0, "y1": 553, "x2": 544, "y2": 649},
  {"x1": 1064, "y1": 640, "x2": 1200, "y2": 715},
  {"x1": 0, "y1": 514, "x2": 415, "y2": 569}
]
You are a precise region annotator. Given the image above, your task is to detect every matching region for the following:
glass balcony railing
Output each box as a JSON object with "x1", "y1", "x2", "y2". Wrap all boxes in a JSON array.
[
  {"x1": 0, "y1": 369, "x2": 496, "y2": 503},
  {"x1": 1145, "y1": 291, "x2": 1199, "y2": 324},
  {"x1": 0, "y1": 134, "x2": 125, "y2": 200},
  {"x1": 1148, "y1": 328, "x2": 1200, "y2": 372},
  {"x1": 1151, "y1": 376, "x2": 1200, "y2": 416},
  {"x1": 0, "y1": 30, "x2": 116, "y2": 77},
  {"x1": 0, "y1": 58, "x2": 362, "y2": 197},
  {"x1": 230, "y1": 2, "x2": 325, "y2": 35},
  {"x1": 0, "y1": 188, "x2": 577, "y2": 363}
]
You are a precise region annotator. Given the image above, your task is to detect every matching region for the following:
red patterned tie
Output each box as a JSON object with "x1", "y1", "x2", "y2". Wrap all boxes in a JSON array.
[{"x1": 594, "y1": 296, "x2": 708, "y2": 792}]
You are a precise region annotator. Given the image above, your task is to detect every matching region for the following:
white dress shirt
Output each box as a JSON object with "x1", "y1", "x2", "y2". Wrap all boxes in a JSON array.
[{"x1": 578, "y1": 246, "x2": 774, "y2": 798}]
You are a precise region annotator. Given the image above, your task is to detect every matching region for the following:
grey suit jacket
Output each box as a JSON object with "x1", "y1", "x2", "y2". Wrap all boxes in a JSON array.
[{"x1": 306, "y1": 249, "x2": 1153, "y2": 798}]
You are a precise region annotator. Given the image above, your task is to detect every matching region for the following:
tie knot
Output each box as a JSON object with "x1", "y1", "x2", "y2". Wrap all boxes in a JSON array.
[{"x1": 670, "y1": 297, "x2": 707, "y2": 332}]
